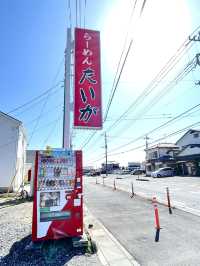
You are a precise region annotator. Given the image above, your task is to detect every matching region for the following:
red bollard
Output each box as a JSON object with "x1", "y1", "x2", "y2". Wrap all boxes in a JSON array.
[
  {"x1": 130, "y1": 182, "x2": 134, "y2": 198},
  {"x1": 166, "y1": 187, "x2": 172, "y2": 214},
  {"x1": 152, "y1": 196, "x2": 160, "y2": 242},
  {"x1": 113, "y1": 178, "x2": 116, "y2": 190}
]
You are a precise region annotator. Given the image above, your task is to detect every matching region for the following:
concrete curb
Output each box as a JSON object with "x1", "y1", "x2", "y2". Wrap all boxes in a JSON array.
[{"x1": 84, "y1": 205, "x2": 140, "y2": 266}]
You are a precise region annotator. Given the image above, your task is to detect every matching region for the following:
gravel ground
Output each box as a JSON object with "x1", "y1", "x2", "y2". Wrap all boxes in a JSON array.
[{"x1": 0, "y1": 199, "x2": 102, "y2": 266}]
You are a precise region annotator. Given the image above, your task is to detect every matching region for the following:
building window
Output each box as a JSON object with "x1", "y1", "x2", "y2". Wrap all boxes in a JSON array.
[
  {"x1": 193, "y1": 133, "x2": 199, "y2": 138},
  {"x1": 151, "y1": 151, "x2": 158, "y2": 159}
]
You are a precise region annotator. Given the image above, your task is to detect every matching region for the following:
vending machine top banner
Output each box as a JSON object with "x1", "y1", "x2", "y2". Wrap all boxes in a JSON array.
[{"x1": 74, "y1": 28, "x2": 102, "y2": 129}]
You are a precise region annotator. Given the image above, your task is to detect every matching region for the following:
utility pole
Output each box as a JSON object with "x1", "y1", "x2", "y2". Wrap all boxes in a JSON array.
[
  {"x1": 144, "y1": 135, "x2": 149, "y2": 160},
  {"x1": 145, "y1": 135, "x2": 149, "y2": 150},
  {"x1": 105, "y1": 132, "x2": 108, "y2": 177},
  {"x1": 63, "y1": 28, "x2": 72, "y2": 149}
]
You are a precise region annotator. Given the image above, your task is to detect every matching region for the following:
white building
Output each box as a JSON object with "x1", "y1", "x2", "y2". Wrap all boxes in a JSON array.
[
  {"x1": 145, "y1": 143, "x2": 180, "y2": 175},
  {"x1": 176, "y1": 129, "x2": 200, "y2": 148},
  {"x1": 0, "y1": 111, "x2": 27, "y2": 192},
  {"x1": 176, "y1": 129, "x2": 200, "y2": 176}
]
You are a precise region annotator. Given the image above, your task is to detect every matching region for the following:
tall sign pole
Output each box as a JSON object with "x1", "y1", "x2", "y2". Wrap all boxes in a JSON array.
[
  {"x1": 63, "y1": 28, "x2": 72, "y2": 149},
  {"x1": 105, "y1": 132, "x2": 108, "y2": 176}
]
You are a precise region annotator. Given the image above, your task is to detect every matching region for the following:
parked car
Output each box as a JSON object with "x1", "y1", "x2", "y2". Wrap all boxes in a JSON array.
[
  {"x1": 151, "y1": 167, "x2": 174, "y2": 178},
  {"x1": 120, "y1": 169, "x2": 131, "y2": 175},
  {"x1": 131, "y1": 169, "x2": 145, "y2": 175},
  {"x1": 90, "y1": 170, "x2": 101, "y2": 176},
  {"x1": 85, "y1": 170, "x2": 100, "y2": 176}
]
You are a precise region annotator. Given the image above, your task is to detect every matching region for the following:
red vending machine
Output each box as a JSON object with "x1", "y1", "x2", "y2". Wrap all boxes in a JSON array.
[{"x1": 32, "y1": 148, "x2": 83, "y2": 241}]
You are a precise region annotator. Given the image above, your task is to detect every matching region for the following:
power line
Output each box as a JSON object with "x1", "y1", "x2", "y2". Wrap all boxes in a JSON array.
[
  {"x1": 139, "y1": 0, "x2": 147, "y2": 17},
  {"x1": 103, "y1": 0, "x2": 139, "y2": 122},
  {"x1": 83, "y1": 23, "x2": 200, "y2": 153},
  {"x1": 82, "y1": 42, "x2": 193, "y2": 152},
  {"x1": 105, "y1": 25, "x2": 200, "y2": 134},
  {"x1": 104, "y1": 39, "x2": 133, "y2": 121},
  {"x1": 68, "y1": 0, "x2": 72, "y2": 29},
  {"x1": 28, "y1": 56, "x2": 64, "y2": 145},
  {"x1": 88, "y1": 101, "x2": 200, "y2": 160},
  {"x1": 113, "y1": 50, "x2": 197, "y2": 137},
  {"x1": 88, "y1": 121, "x2": 200, "y2": 163},
  {"x1": 104, "y1": 0, "x2": 146, "y2": 122},
  {"x1": 105, "y1": 41, "x2": 193, "y2": 134},
  {"x1": 6, "y1": 82, "x2": 61, "y2": 115},
  {"x1": 42, "y1": 116, "x2": 62, "y2": 149},
  {"x1": 0, "y1": 115, "x2": 62, "y2": 151},
  {"x1": 76, "y1": 0, "x2": 78, "y2": 27},
  {"x1": 84, "y1": 0, "x2": 87, "y2": 28},
  {"x1": 84, "y1": 26, "x2": 200, "y2": 161},
  {"x1": 80, "y1": 0, "x2": 141, "y2": 149},
  {"x1": 108, "y1": 101, "x2": 200, "y2": 154},
  {"x1": 79, "y1": 0, "x2": 81, "y2": 27},
  {"x1": 13, "y1": 87, "x2": 63, "y2": 117},
  {"x1": 24, "y1": 102, "x2": 63, "y2": 126},
  {"x1": 6, "y1": 55, "x2": 64, "y2": 116},
  {"x1": 29, "y1": 113, "x2": 63, "y2": 132},
  {"x1": 81, "y1": 131, "x2": 97, "y2": 149}
]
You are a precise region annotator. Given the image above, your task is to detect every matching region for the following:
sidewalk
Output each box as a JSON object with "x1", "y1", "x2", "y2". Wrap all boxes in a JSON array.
[{"x1": 84, "y1": 205, "x2": 140, "y2": 266}]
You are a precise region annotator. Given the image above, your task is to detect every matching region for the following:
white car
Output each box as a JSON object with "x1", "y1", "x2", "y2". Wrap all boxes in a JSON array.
[{"x1": 151, "y1": 167, "x2": 174, "y2": 178}]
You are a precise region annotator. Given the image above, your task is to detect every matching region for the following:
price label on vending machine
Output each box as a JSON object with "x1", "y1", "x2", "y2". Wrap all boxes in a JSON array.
[{"x1": 32, "y1": 149, "x2": 83, "y2": 241}]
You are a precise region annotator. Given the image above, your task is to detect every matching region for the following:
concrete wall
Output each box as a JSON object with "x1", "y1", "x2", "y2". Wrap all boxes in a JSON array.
[
  {"x1": 0, "y1": 114, "x2": 26, "y2": 192},
  {"x1": 0, "y1": 115, "x2": 19, "y2": 191},
  {"x1": 13, "y1": 126, "x2": 27, "y2": 191}
]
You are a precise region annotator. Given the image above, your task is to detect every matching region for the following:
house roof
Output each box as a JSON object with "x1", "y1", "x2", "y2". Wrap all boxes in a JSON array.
[
  {"x1": 146, "y1": 143, "x2": 179, "y2": 151},
  {"x1": 176, "y1": 129, "x2": 200, "y2": 145},
  {"x1": 0, "y1": 110, "x2": 22, "y2": 125},
  {"x1": 176, "y1": 144, "x2": 200, "y2": 156}
]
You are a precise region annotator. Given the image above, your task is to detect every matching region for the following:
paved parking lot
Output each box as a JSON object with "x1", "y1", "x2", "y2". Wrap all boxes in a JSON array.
[
  {"x1": 84, "y1": 178, "x2": 200, "y2": 266},
  {"x1": 94, "y1": 174, "x2": 200, "y2": 216}
]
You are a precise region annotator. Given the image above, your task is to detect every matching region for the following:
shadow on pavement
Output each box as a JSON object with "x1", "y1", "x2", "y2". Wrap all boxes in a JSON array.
[
  {"x1": 0, "y1": 198, "x2": 32, "y2": 209},
  {"x1": 0, "y1": 235, "x2": 90, "y2": 266},
  {"x1": 136, "y1": 178, "x2": 150, "y2": 181}
]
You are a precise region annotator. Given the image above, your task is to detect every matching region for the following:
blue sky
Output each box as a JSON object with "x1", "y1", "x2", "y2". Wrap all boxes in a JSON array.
[{"x1": 0, "y1": 0, "x2": 200, "y2": 167}]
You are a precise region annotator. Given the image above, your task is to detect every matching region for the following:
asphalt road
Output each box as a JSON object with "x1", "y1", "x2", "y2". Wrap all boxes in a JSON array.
[
  {"x1": 95, "y1": 174, "x2": 200, "y2": 216},
  {"x1": 84, "y1": 177, "x2": 200, "y2": 266}
]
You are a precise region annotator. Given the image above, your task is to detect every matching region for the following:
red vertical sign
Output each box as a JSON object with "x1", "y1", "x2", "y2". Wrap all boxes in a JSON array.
[{"x1": 74, "y1": 28, "x2": 102, "y2": 129}]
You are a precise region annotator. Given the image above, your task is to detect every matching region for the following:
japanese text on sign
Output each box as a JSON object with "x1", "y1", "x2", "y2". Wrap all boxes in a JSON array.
[{"x1": 74, "y1": 28, "x2": 102, "y2": 129}]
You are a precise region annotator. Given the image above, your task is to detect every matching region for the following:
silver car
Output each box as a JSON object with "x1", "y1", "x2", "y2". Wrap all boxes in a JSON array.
[{"x1": 151, "y1": 167, "x2": 174, "y2": 178}]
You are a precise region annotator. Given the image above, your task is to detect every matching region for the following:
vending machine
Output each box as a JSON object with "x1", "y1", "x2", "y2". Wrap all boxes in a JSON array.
[{"x1": 32, "y1": 148, "x2": 83, "y2": 241}]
